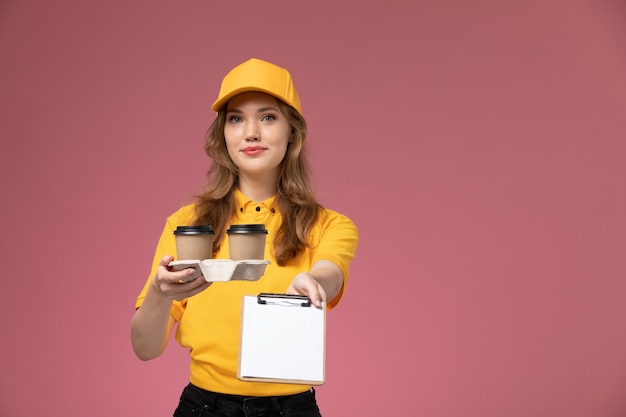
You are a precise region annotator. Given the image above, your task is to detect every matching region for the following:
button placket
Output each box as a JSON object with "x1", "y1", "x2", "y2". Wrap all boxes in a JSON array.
[{"x1": 253, "y1": 205, "x2": 265, "y2": 222}]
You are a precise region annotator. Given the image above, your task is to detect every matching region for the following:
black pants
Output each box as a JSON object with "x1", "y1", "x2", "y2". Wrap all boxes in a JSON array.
[{"x1": 173, "y1": 383, "x2": 323, "y2": 417}]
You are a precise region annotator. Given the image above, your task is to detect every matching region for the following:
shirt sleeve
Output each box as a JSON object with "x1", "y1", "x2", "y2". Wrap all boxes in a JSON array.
[{"x1": 311, "y1": 210, "x2": 359, "y2": 309}]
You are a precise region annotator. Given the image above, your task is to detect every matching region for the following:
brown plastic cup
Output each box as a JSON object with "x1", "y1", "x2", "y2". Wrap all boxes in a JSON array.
[
  {"x1": 226, "y1": 224, "x2": 268, "y2": 260},
  {"x1": 174, "y1": 225, "x2": 214, "y2": 260}
]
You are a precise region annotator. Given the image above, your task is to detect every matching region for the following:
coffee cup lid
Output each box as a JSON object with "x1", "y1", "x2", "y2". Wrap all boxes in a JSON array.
[
  {"x1": 226, "y1": 224, "x2": 268, "y2": 234},
  {"x1": 174, "y1": 225, "x2": 214, "y2": 235}
]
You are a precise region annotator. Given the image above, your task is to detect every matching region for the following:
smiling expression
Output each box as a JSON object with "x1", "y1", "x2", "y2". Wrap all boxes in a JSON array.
[{"x1": 224, "y1": 91, "x2": 292, "y2": 180}]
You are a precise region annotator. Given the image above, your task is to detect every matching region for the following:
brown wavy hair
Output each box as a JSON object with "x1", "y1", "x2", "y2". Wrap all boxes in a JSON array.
[{"x1": 192, "y1": 100, "x2": 322, "y2": 266}]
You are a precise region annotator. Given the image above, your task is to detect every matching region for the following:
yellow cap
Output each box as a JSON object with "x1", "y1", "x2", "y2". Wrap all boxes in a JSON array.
[{"x1": 211, "y1": 58, "x2": 302, "y2": 115}]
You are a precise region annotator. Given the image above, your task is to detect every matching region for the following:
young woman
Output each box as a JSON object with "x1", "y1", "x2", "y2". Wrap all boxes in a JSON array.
[{"x1": 131, "y1": 58, "x2": 359, "y2": 417}]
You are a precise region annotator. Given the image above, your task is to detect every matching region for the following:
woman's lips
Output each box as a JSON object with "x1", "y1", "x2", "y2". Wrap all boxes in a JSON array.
[{"x1": 242, "y1": 146, "x2": 267, "y2": 156}]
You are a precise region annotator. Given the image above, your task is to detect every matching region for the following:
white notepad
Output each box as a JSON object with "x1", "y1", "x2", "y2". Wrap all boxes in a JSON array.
[{"x1": 238, "y1": 293, "x2": 326, "y2": 385}]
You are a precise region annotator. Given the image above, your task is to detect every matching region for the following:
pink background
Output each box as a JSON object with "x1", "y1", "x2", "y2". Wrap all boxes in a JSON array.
[{"x1": 1, "y1": 0, "x2": 625, "y2": 416}]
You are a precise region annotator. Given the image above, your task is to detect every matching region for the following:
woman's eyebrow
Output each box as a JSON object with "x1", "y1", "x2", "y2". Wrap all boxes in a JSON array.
[
  {"x1": 227, "y1": 107, "x2": 280, "y2": 115},
  {"x1": 257, "y1": 106, "x2": 279, "y2": 113}
]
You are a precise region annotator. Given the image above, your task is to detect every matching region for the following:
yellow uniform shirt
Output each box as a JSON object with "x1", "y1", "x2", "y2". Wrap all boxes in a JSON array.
[{"x1": 135, "y1": 190, "x2": 359, "y2": 396}]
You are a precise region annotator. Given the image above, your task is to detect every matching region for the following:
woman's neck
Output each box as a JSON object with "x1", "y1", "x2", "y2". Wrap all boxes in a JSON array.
[{"x1": 238, "y1": 173, "x2": 277, "y2": 202}]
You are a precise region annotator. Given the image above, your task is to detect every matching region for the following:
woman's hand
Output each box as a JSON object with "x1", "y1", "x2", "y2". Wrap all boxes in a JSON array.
[
  {"x1": 286, "y1": 260, "x2": 344, "y2": 308},
  {"x1": 131, "y1": 255, "x2": 211, "y2": 361},
  {"x1": 286, "y1": 272, "x2": 327, "y2": 308},
  {"x1": 151, "y1": 255, "x2": 212, "y2": 301}
]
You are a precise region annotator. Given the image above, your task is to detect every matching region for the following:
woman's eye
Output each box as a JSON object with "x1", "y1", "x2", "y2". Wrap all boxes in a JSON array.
[
  {"x1": 262, "y1": 114, "x2": 276, "y2": 122},
  {"x1": 228, "y1": 116, "x2": 241, "y2": 123}
]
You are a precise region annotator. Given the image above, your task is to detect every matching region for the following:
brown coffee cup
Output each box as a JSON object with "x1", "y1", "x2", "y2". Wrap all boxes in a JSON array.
[
  {"x1": 174, "y1": 225, "x2": 214, "y2": 260},
  {"x1": 226, "y1": 224, "x2": 268, "y2": 260}
]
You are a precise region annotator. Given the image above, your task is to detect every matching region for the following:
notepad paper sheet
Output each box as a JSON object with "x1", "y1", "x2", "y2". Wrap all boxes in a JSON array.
[{"x1": 239, "y1": 295, "x2": 325, "y2": 383}]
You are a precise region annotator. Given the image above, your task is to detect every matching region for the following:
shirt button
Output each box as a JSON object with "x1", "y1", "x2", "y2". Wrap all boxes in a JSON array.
[
  {"x1": 255, "y1": 207, "x2": 261, "y2": 212},
  {"x1": 240, "y1": 208, "x2": 244, "y2": 212}
]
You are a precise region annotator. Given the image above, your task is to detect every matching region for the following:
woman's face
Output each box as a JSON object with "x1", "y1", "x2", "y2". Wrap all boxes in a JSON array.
[{"x1": 224, "y1": 91, "x2": 291, "y2": 180}]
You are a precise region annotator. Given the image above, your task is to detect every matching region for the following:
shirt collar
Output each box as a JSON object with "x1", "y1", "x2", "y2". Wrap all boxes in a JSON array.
[{"x1": 235, "y1": 188, "x2": 277, "y2": 211}]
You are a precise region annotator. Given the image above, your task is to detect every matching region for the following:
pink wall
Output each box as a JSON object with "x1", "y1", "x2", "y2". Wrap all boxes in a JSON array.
[{"x1": 1, "y1": 0, "x2": 625, "y2": 415}]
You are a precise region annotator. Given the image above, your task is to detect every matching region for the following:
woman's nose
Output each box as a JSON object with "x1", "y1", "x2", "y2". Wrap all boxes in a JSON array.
[{"x1": 245, "y1": 121, "x2": 260, "y2": 142}]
